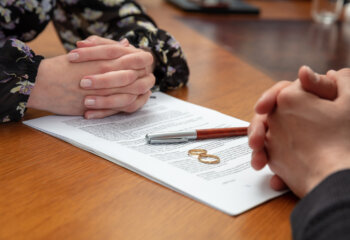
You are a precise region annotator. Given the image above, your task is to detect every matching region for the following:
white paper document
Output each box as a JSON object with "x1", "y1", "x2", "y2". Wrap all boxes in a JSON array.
[{"x1": 23, "y1": 92, "x2": 284, "y2": 215}]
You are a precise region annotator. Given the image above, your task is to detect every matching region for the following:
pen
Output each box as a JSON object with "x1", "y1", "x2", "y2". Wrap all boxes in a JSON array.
[{"x1": 145, "y1": 127, "x2": 248, "y2": 144}]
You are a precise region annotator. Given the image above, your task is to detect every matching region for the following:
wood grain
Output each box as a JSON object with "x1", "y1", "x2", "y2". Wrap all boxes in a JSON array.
[{"x1": 0, "y1": 1, "x2": 305, "y2": 239}]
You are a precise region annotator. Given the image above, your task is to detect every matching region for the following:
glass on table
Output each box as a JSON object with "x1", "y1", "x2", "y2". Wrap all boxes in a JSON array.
[{"x1": 311, "y1": 0, "x2": 344, "y2": 24}]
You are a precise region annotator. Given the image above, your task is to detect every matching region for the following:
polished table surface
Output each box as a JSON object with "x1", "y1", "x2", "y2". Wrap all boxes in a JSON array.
[{"x1": 1, "y1": 0, "x2": 348, "y2": 239}]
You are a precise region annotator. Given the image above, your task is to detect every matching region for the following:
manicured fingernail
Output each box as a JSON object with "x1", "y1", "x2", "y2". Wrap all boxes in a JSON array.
[
  {"x1": 120, "y1": 38, "x2": 129, "y2": 46},
  {"x1": 85, "y1": 98, "x2": 95, "y2": 106},
  {"x1": 80, "y1": 78, "x2": 92, "y2": 88},
  {"x1": 67, "y1": 52, "x2": 79, "y2": 61},
  {"x1": 79, "y1": 40, "x2": 91, "y2": 44}
]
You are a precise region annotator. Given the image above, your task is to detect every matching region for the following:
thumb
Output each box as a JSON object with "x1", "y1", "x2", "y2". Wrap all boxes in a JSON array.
[
  {"x1": 328, "y1": 68, "x2": 350, "y2": 100},
  {"x1": 299, "y1": 66, "x2": 337, "y2": 100}
]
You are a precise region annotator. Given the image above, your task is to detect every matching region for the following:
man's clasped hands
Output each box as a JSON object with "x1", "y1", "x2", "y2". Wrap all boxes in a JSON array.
[
  {"x1": 248, "y1": 66, "x2": 350, "y2": 197},
  {"x1": 27, "y1": 35, "x2": 155, "y2": 119}
]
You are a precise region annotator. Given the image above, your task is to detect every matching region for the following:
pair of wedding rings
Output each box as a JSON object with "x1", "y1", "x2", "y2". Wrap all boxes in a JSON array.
[{"x1": 188, "y1": 149, "x2": 220, "y2": 164}]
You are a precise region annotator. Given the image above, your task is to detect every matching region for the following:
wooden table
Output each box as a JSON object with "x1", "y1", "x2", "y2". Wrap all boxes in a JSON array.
[{"x1": 3, "y1": 0, "x2": 348, "y2": 239}]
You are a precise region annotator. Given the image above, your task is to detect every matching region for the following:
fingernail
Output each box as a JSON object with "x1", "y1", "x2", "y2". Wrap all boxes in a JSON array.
[
  {"x1": 305, "y1": 66, "x2": 319, "y2": 83},
  {"x1": 78, "y1": 40, "x2": 91, "y2": 44},
  {"x1": 80, "y1": 78, "x2": 92, "y2": 88},
  {"x1": 67, "y1": 52, "x2": 79, "y2": 61},
  {"x1": 85, "y1": 98, "x2": 95, "y2": 106},
  {"x1": 120, "y1": 38, "x2": 129, "y2": 46}
]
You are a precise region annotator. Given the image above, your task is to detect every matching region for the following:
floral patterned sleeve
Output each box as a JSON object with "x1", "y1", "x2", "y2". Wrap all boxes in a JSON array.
[
  {"x1": 53, "y1": 0, "x2": 189, "y2": 91},
  {"x1": 0, "y1": 40, "x2": 44, "y2": 123},
  {"x1": 0, "y1": 1, "x2": 50, "y2": 123}
]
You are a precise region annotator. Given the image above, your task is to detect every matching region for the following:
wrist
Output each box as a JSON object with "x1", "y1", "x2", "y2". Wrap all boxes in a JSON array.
[
  {"x1": 305, "y1": 153, "x2": 350, "y2": 195},
  {"x1": 27, "y1": 58, "x2": 50, "y2": 111}
]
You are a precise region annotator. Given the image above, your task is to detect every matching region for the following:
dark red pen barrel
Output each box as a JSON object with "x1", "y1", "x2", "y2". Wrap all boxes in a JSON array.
[{"x1": 196, "y1": 127, "x2": 248, "y2": 139}]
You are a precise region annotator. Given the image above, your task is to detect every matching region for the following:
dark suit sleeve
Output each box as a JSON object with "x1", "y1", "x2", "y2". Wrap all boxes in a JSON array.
[{"x1": 291, "y1": 169, "x2": 350, "y2": 240}]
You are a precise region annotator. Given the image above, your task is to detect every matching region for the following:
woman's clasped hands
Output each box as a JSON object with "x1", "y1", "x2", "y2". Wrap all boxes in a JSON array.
[{"x1": 27, "y1": 35, "x2": 155, "y2": 119}]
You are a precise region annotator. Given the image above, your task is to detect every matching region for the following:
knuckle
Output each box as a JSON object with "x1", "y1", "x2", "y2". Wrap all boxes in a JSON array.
[
  {"x1": 135, "y1": 81, "x2": 149, "y2": 94},
  {"x1": 105, "y1": 46, "x2": 121, "y2": 59},
  {"x1": 98, "y1": 62, "x2": 112, "y2": 73},
  {"x1": 125, "y1": 71, "x2": 137, "y2": 84},
  {"x1": 98, "y1": 96, "x2": 111, "y2": 108},
  {"x1": 86, "y1": 35, "x2": 99, "y2": 43},
  {"x1": 104, "y1": 96, "x2": 119, "y2": 108},
  {"x1": 276, "y1": 87, "x2": 294, "y2": 108},
  {"x1": 149, "y1": 73, "x2": 156, "y2": 85},
  {"x1": 136, "y1": 76, "x2": 154, "y2": 94},
  {"x1": 120, "y1": 94, "x2": 136, "y2": 107},
  {"x1": 278, "y1": 80, "x2": 290, "y2": 86},
  {"x1": 144, "y1": 52, "x2": 154, "y2": 65},
  {"x1": 118, "y1": 57, "x2": 128, "y2": 69},
  {"x1": 133, "y1": 54, "x2": 145, "y2": 66},
  {"x1": 134, "y1": 52, "x2": 152, "y2": 67},
  {"x1": 123, "y1": 103, "x2": 139, "y2": 113},
  {"x1": 97, "y1": 76, "x2": 109, "y2": 88}
]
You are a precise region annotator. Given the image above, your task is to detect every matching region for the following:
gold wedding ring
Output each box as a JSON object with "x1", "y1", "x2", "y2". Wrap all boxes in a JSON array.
[
  {"x1": 198, "y1": 153, "x2": 220, "y2": 164},
  {"x1": 188, "y1": 149, "x2": 207, "y2": 156},
  {"x1": 188, "y1": 149, "x2": 220, "y2": 164}
]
